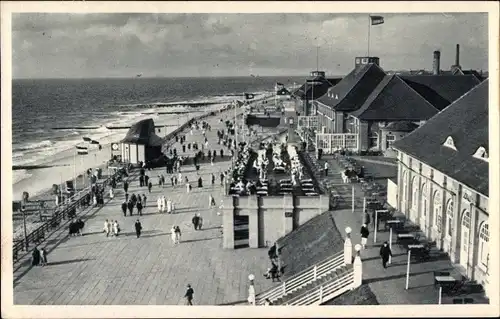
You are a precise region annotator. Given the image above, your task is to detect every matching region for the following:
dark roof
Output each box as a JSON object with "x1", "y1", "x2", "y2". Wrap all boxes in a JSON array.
[
  {"x1": 276, "y1": 87, "x2": 291, "y2": 95},
  {"x1": 315, "y1": 63, "x2": 387, "y2": 111},
  {"x1": 292, "y1": 77, "x2": 333, "y2": 100},
  {"x1": 400, "y1": 75, "x2": 481, "y2": 111},
  {"x1": 121, "y1": 118, "x2": 164, "y2": 146},
  {"x1": 380, "y1": 121, "x2": 419, "y2": 132},
  {"x1": 277, "y1": 211, "x2": 344, "y2": 279},
  {"x1": 393, "y1": 79, "x2": 488, "y2": 196},
  {"x1": 349, "y1": 75, "x2": 439, "y2": 121}
]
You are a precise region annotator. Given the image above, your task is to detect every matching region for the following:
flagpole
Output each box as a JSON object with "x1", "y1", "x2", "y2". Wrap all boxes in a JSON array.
[
  {"x1": 367, "y1": 15, "x2": 371, "y2": 56},
  {"x1": 73, "y1": 151, "x2": 76, "y2": 192}
]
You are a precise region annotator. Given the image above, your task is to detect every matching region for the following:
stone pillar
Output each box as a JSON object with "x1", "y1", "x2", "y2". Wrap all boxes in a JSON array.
[
  {"x1": 222, "y1": 198, "x2": 234, "y2": 249},
  {"x1": 344, "y1": 227, "x2": 353, "y2": 265},
  {"x1": 353, "y1": 244, "x2": 362, "y2": 288},
  {"x1": 248, "y1": 210, "x2": 259, "y2": 248}
]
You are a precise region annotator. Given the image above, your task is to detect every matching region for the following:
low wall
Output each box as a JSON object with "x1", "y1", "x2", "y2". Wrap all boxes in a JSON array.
[{"x1": 222, "y1": 194, "x2": 330, "y2": 249}]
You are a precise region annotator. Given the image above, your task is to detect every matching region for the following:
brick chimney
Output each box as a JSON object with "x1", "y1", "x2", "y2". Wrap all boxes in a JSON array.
[
  {"x1": 433, "y1": 51, "x2": 441, "y2": 75},
  {"x1": 455, "y1": 44, "x2": 461, "y2": 68}
]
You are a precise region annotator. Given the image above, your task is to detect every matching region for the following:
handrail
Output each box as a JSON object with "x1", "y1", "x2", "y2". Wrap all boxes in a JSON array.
[
  {"x1": 12, "y1": 169, "x2": 123, "y2": 263},
  {"x1": 286, "y1": 269, "x2": 354, "y2": 305},
  {"x1": 257, "y1": 251, "x2": 344, "y2": 304}
]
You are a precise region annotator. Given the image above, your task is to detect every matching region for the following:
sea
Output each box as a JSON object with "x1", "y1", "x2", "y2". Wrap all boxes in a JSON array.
[{"x1": 12, "y1": 76, "x2": 303, "y2": 187}]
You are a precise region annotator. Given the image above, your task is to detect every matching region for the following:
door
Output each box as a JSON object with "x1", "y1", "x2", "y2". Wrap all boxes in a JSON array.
[
  {"x1": 460, "y1": 211, "x2": 471, "y2": 268},
  {"x1": 234, "y1": 215, "x2": 249, "y2": 249}
]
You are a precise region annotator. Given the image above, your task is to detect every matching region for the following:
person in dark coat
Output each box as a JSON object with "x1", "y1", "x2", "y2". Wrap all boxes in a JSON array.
[
  {"x1": 211, "y1": 173, "x2": 215, "y2": 186},
  {"x1": 220, "y1": 172, "x2": 225, "y2": 186},
  {"x1": 171, "y1": 176, "x2": 174, "y2": 186},
  {"x1": 137, "y1": 201, "x2": 143, "y2": 216},
  {"x1": 135, "y1": 219, "x2": 142, "y2": 238},
  {"x1": 139, "y1": 175, "x2": 144, "y2": 187},
  {"x1": 144, "y1": 175, "x2": 150, "y2": 187},
  {"x1": 198, "y1": 176, "x2": 203, "y2": 188},
  {"x1": 123, "y1": 181, "x2": 129, "y2": 193},
  {"x1": 128, "y1": 200, "x2": 134, "y2": 216},
  {"x1": 148, "y1": 182, "x2": 153, "y2": 193},
  {"x1": 131, "y1": 193, "x2": 137, "y2": 204},
  {"x1": 121, "y1": 201, "x2": 128, "y2": 217},
  {"x1": 184, "y1": 284, "x2": 194, "y2": 305},
  {"x1": 32, "y1": 246, "x2": 41, "y2": 266},
  {"x1": 220, "y1": 149, "x2": 224, "y2": 158},
  {"x1": 379, "y1": 241, "x2": 392, "y2": 269},
  {"x1": 125, "y1": 192, "x2": 129, "y2": 202},
  {"x1": 192, "y1": 214, "x2": 200, "y2": 230},
  {"x1": 76, "y1": 219, "x2": 85, "y2": 235},
  {"x1": 360, "y1": 224, "x2": 369, "y2": 249}
]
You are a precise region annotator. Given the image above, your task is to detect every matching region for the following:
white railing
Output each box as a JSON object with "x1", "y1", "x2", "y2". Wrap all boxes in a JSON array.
[
  {"x1": 286, "y1": 269, "x2": 355, "y2": 305},
  {"x1": 257, "y1": 251, "x2": 345, "y2": 304}
]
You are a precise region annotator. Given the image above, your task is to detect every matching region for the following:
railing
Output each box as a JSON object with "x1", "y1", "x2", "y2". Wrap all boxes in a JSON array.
[
  {"x1": 12, "y1": 170, "x2": 121, "y2": 263},
  {"x1": 257, "y1": 251, "x2": 344, "y2": 304},
  {"x1": 285, "y1": 269, "x2": 355, "y2": 305}
]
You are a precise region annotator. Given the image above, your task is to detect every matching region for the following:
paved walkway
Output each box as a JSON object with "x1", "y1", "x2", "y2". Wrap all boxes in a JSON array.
[
  {"x1": 322, "y1": 155, "x2": 488, "y2": 304},
  {"x1": 13, "y1": 109, "x2": 277, "y2": 305}
]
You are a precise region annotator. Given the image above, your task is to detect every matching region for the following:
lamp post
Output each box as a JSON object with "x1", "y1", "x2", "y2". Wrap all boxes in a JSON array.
[
  {"x1": 389, "y1": 227, "x2": 393, "y2": 264},
  {"x1": 248, "y1": 274, "x2": 256, "y2": 306},
  {"x1": 405, "y1": 249, "x2": 411, "y2": 290}
]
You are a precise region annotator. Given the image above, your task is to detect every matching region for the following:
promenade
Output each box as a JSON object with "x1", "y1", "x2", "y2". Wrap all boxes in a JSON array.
[
  {"x1": 13, "y1": 108, "x2": 277, "y2": 305},
  {"x1": 321, "y1": 155, "x2": 488, "y2": 304}
]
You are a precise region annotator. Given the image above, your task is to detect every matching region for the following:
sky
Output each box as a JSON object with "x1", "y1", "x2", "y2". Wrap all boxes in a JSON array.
[{"x1": 11, "y1": 12, "x2": 489, "y2": 79}]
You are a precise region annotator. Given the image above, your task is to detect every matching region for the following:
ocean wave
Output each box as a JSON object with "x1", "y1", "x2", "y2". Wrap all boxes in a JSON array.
[{"x1": 14, "y1": 140, "x2": 54, "y2": 151}]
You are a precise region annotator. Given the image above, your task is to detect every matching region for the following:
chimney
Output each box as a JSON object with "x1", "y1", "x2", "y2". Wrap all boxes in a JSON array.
[
  {"x1": 455, "y1": 44, "x2": 460, "y2": 67},
  {"x1": 433, "y1": 50, "x2": 441, "y2": 75}
]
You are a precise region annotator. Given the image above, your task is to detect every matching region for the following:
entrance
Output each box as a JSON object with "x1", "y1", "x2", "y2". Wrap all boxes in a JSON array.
[
  {"x1": 234, "y1": 215, "x2": 249, "y2": 249},
  {"x1": 460, "y1": 211, "x2": 471, "y2": 269}
]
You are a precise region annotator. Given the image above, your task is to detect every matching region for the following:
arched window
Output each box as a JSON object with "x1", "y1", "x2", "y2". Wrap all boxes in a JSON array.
[
  {"x1": 403, "y1": 170, "x2": 408, "y2": 206},
  {"x1": 434, "y1": 191, "x2": 442, "y2": 232},
  {"x1": 412, "y1": 177, "x2": 419, "y2": 210},
  {"x1": 445, "y1": 200, "x2": 454, "y2": 237},
  {"x1": 421, "y1": 183, "x2": 427, "y2": 217},
  {"x1": 479, "y1": 223, "x2": 489, "y2": 268}
]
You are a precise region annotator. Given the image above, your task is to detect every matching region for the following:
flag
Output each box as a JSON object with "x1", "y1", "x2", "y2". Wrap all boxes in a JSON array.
[
  {"x1": 244, "y1": 93, "x2": 255, "y2": 100},
  {"x1": 370, "y1": 15, "x2": 384, "y2": 25},
  {"x1": 82, "y1": 137, "x2": 92, "y2": 142},
  {"x1": 90, "y1": 140, "x2": 100, "y2": 145}
]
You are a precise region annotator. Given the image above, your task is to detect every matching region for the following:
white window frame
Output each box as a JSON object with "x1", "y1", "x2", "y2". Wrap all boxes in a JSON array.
[
  {"x1": 369, "y1": 132, "x2": 379, "y2": 149},
  {"x1": 444, "y1": 136, "x2": 457, "y2": 151},
  {"x1": 386, "y1": 133, "x2": 396, "y2": 148},
  {"x1": 445, "y1": 200, "x2": 454, "y2": 238},
  {"x1": 434, "y1": 191, "x2": 442, "y2": 233},
  {"x1": 478, "y1": 223, "x2": 489, "y2": 271}
]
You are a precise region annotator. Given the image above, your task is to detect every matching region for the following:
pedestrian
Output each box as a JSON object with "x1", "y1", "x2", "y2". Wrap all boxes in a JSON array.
[
  {"x1": 186, "y1": 182, "x2": 191, "y2": 193},
  {"x1": 379, "y1": 241, "x2": 392, "y2": 269},
  {"x1": 184, "y1": 284, "x2": 194, "y2": 305},
  {"x1": 139, "y1": 175, "x2": 144, "y2": 187},
  {"x1": 148, "y1": 181, "x2": 152, "y2": 193},
  {"x1": 113, "y1": 220, "x2": 120, "y2": 236},
  {"x1": 158, "y1": 175, "x2": 162, "y2": 187},
  {"x1": 198, "y1": 176, "x2": 203, "y2": 188},
  {"x1": 144, "y1": 175, "x2": 150, "y2": 187},
  {"x1": 40, "y1": 247, "x2": 48, "y2": 266},
  {"x1": 137, "y1": 201, "x2": 143, "y2": 216},
  {"x1": 171, "y1": 226, "x2": 177, "y2": 244},
  {"x1": 324, "y1": 162, "x2": 329, "y2": 176},
  {"x1": 192, "y1": 214, "x2": 200, "y2": 230},
  {"x1": 211, "y1": 173, "x2": 215, "y2": 186},
  {"x1": 109, "y1": 188, "x2": 114, "y2": 200},
  {"x1": 124, "y1": 180, "x2": 129, "y2": 193},
  {"x1": 220, "y1": 172, "x2": 224, "y2": 186},
  {"x1": 142, "y1": 194, "x2": 147, "y2": 208},
  {"x1": 121, "y1": 201, "x2": 127, "y2": 217},
  {"x1": 157, "y1": 196, "x2": 162, "y2": 213},
  {"x1": 161, "y1": 196, "x2": 166, "y2": 213},
  {"x1": 360, "y1": 224, "x2": 369, "y2": 249},
  {"x1": 32, "y1": 246, "x2": 41, "y2": 266},
  {"x1": 171, "y1": 176, "x2": 174, "y2": 186},
  {"x1": 103, "y1": 219, "x2": 110, "y2": 237},
  {"x1": 175, "y1": 226, "x2": 181, "y2": 243},
  {"x1": 135, "y1": 219, "x2": 142, "y2": 238},
  {"x1": 128, "y1": 200, "x2": 134, "y2": 216},
  {"x1": 165, "y1": 198, "x2": 171, "y2": 214},
  {"x1": 220, "y1": 149, "x2": 224, "y2": 158},
  {"x1": 178, "y1": 172, "x2": 182, "y2": 184},
  {"x1": 197, "y1": 214, "x2": 203, "y2": 230},
  {"x1": 209, "y1": 194, "x2": 216, "y2": 208}
]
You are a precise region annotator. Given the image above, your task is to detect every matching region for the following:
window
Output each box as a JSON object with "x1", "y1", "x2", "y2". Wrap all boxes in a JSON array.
[
  {"x1": 443, "y1": 136, "x2": 457, "y2": 150},
  {"x1": 473, "y1": 146, "x2": 488, "y2": 161},
  {"x1": 386, "y1": 134, "x2": 396, "y2": 149},
  {"x1": 479, "y1": 223, "x2": 489, "y2": 268},
  {"x1": 434, "y1": 191, "x2": 442, "y2": 232},
  {"x1": 421, "y1": 183, "x2": 427, "y2": 217},
  {"x1": 446, "y1": 200, "x2": 454, "y2": 237},
  {"x1": 369, "y1": 132, "x2": 379, "y2": 148},
  {"x1": 412, "y1": 177, "x2": 419, "y2": 210}
]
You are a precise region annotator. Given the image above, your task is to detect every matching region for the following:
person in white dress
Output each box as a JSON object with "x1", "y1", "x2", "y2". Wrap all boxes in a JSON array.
[
  {"x1": 186, "y1": 182, "x2": 191, "y2": 193},
  {"x1": 157, "y1": 197, "x2": 162, "y2": 213},
  {"x1": 166, "y1": 198, "x2": 173, "y2": 214},
  {"x1": 103, "y1": 220, "x2": 110, "y2": 237},
  {"x1": 171, "y1": 226, "x2": 177, "y2": 245},
  {"x1": 109, "y1": 188, "x2": 114, "y2": 199},
  {"x1": 161, "y1": 196, "x2": 166, "y2": 213},
  {"x1": 177, "y1": 172, "x2": 182, "y2": 184},
  {"x1": 113, "y1": 220, "x2": 119, "y2": 237}
]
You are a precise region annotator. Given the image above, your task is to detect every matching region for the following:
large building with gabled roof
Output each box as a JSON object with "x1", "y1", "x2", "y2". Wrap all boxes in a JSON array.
[
  {"x1": 313, "y1": 54, "x2": 481, "y2": 153},
  {"x1": 391, "y1": 79, "x2": 490, "y2": 298}
]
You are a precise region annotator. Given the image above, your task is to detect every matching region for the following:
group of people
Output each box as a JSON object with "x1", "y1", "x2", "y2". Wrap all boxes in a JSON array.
[
  {"x1": 68, "y1": 218, "x2": 85, "y2": 237},
  {"x1": 156, "y1": 195, "x2": 174, "y2": 214},
  {"x1": 31, "y1": 246, "x2": 48, "y2": 267},
  {"x1": 121, "y1": 193, "x2": 147, "y2": 217},
  {"x1": 103, "y1": 219, "x2": 121, "y2": 237}
]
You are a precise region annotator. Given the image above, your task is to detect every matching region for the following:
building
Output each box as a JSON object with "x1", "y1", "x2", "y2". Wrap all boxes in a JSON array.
[
  {"x1": 312, "y1": 51, "x2": 481, "y2": 154},
  {"x1": 391, "y1": 79, "x2": 491, "y2": 298},
  {"x1": 120, "y1": 118, "x2": 164, "y2": 164},
  {"x1": 291, "y1": 71, "x2": 342, "y2": 116}
]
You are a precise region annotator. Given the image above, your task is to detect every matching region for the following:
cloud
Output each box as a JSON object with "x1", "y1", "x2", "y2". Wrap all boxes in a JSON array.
[{"x1": 11, "y1": 13, "x2": 488, "y2": 78}]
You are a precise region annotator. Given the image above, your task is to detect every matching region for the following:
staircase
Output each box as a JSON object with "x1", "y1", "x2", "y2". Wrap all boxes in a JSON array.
[{"x1": 256, "y1": 251, "x2": 357, "y2": 305}]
